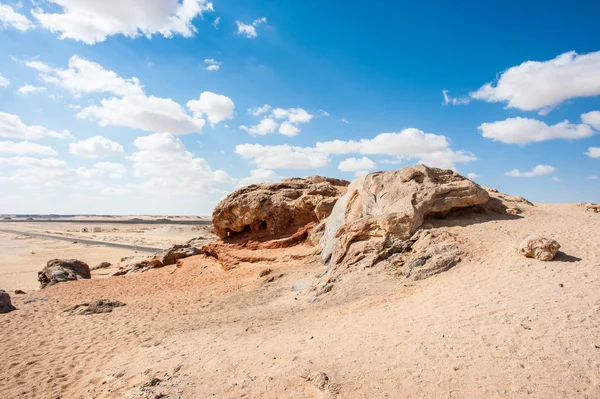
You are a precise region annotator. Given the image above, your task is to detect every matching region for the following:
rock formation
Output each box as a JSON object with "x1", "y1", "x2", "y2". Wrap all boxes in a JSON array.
[
  {"x1": 319, "y1": 165, "x2": 490, "y2": 276},
  {"x1": 518, "y1": 235, "x2": 561, "y2": 261},
  {"x1": 38, "y1": 259, "x2": 91, "y2": 288},
  {"x1": 159, "y1": 244, "x2": 203, "y2": 266},
  {"x1": 0, "y1": 290, "x2": 16, "y2": 313},
  {"x1": 65, "y1": 299, "x2": 126, "y2": 315},
  {"x1": 211, "y1": 176, "x2": 349, "y2": 244}
]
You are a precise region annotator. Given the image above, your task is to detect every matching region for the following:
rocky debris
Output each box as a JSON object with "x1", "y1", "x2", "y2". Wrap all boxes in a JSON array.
[
  {"x1": 65, "y1": 299, "x2": 126, "y2": 315},
  {"x1": 14, "y1": 290, "x2": 26, "y2": 295},
  {"x1": 159, "y1": 244, "x2": 202, "y2": 266},
  {"x1": 38, "y1": 259, "x2": 91, "y2": 288},
  {"x1": 578, "y1": 203, "x2": 600, "y2": 213},
  {"x1": 483, "y1": 187, "x2": 534, "y2": 215},
  {"x1": 319, "y1": 165, "x2": 489, "y2": 276},
  {"x1": 301, "y1": 371, "x2": 341, "y2": 396},
  {"x1": 24, "y1": 298, "x2": 48, "y2": 304},
  {"x1": 259, "y1": 268, "x2": 272, "y2": 277},
  {"x1": 91, "y1": 262, "x2": 111, "y2": 271},
  {"x1": 261, "y1": 273, "x2": 285, "y2": 286},
  {"x1": 0, "y1": 290, "x2": 16, "y2": 313},
  {"x1": 399, "y1": 229, "x2": 464, "y2": 280},
  {"x1": 211, "y1": 176, "x2": 349, "y2": 244},
  {"x1": 112, "y1": 259, "x2": 163, "y2": 276},
  {"x1": 518, "y1": 235, "x2": 561, "y2": 261}
]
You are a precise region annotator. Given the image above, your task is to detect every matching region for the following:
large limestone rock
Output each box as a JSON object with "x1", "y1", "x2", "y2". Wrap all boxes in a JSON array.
[
  {"x1": 212, "y1": 176, "x2": 349, "y2": 243},
  {"x1": 38, "y1": 259, "x2": 91, "y2": 288},
  {"x1": 319, "y1": 165, "x2": 489, "y2": 275},
  {"x1": 518, "y1": 235, "x2": 561, "y2": 261},
  {"x1": 0, "y1": 290, "x2": 16, "y2": 313}
]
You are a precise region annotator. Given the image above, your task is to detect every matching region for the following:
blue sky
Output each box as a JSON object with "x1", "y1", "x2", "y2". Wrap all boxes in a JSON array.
[{"x1": 0, "y1": 0, "x2": 599, "y2": 214}]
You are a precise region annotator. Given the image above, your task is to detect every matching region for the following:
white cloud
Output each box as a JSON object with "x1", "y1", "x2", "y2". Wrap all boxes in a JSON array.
[
  {"x1": 237, "y1": 169, "x2": 284, "y2": 187},
  {"x1": 248, "y1": 104, "x2": 271, "y2": 116},
  {"x1": 340, "y1": 118, "x2": 349, "y2": 124},
  {"x1": 319, "y1": 110, "x2": 330, "y2": 117},
  {"x1": 470, "y1": 51, "x2": 600, "y2": 113},
  {"x1": 0, "y1": 72, "x2": 9, "y2": 88},
  {"x1": 128, "y1": 133, "x2": 231, "y2": 194},
  {"x1": 0, "y1": 112, "x2": 72, "y2": 140},
  {"x1": 235, "y1": 17, "x2": 266, "y2": 39},
  {"x1": 0, "y1": 3, "x2": 35, "y2": 32},
  {"x1": 24, "y1": 60, "x2": 52, "y2": 73},
  {"x1": 69, "y1": 136, "x2": 124, "y2": 158},
  {"x1": 212, "y1": 16, "x2": 220, "y2": 29},
  {"x1": 278, "y1": 122, "x2": 300, "y2": 136},
  {"x1": 338, "y1": 157, "x2": 376, "y2": 176},
  {"x1": 93, "y1": 162, "x2": 127, "y2": 179},
  {"x1": 441, "y1": 90, "x2": 470, "y2": 106},
  {"x1": 29, "y1": 55, "x2": 207, "y2": 134},
  {"x1": 272, "y1": 107, "x2": 313, "y2": 123},
  {"x1": 0, "y1": 141, "x2": 57, "y2": 156},
  {"x1": 186, "y1": 91, "x2": 234, "y2": 125},
  {"x1": 17, "y1": 84, "x2": 47, "y2": 95},
  {"x1": 585, "y1": 147, "x2": 600, "y2": 159},
  {"x1": 0, "y1": 157, "x2": 72, "y2": 186},
  {"x1": 552, "y1": 176, "x2": 561, "y2": 182},
  {"x1": 236, "y1": 144, "x2": 330, "y2": 170},
  {"x1": 587, "y1": 175, "x2": 598, "y2": 180},
  {"x1": 78, "y1": 95, "x2": 206, "y2": 134},
  {"x1": 478, "y1": 116, "x2": 595, "y2": 145},
  {"x1": 582, "y1": 110, "x2": 600, "y2": 130},
  {"x1": 32, "y1": 0, "x2": 214, "y2": 44},
  {"x1": 242, "y1": 106, "x2": 313, "y2": 136},
  {"x1": 67, "y1": 104, "x2": 81, "y2": 110},
  {"x1": 240, "y1": 118, "x2": 278, "y2": 135},
  {"x1": 204, "y1": 58, "x2": 221, "y2": 71},
  {"x1": 466, "y1": 173, "x2": 479, "y2": 180},
  {"x1": 505, "y1": 165, "x2": 555, "y2": 177}
]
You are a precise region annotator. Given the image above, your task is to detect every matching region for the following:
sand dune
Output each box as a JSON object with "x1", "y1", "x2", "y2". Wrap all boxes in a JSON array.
[{"x1": 1, "y1": 203, "x2": 599, "y2": 398}]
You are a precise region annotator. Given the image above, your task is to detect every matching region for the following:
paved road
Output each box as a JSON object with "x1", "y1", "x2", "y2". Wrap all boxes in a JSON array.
[{"x1": 0, "y1": 228, "x2": 163, "y2": 253}]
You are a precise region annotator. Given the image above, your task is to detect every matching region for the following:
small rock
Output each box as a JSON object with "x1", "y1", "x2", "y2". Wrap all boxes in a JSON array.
[
  {"x1": 518, "y1": 235, "x2": 561, "y2": 261},
  {"x1": 0, "y1": 290, "x2": 16, "y2": 313},
  {"x1": 310, "y1": 372, "x2": 329, "y2": 391},
  {"x1": 259, "y1": 268, "x2": 272, "y2": 277},
  {"x1": 559, "y1": 283, "x2": 564, "y2": 288},
  {"x1": 66, "y1": 299, "x2": 126, "y2": 315},
  {"x1": 14, "y1": 290, "x2": 26, "y2": 295},
  {"x1": 144, "y1": 378, "x2": 162, "y2": 387},
  {"x1": 91, "y1": 262, "x2": 112, "y2": 271}
]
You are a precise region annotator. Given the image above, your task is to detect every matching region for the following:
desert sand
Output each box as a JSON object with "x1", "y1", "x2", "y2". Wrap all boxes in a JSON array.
[{"x1": 1, "y1": 202, "x2": 599, "y2": 398}]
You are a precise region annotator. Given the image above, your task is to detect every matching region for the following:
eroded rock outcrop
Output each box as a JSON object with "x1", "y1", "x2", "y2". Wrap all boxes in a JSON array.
[
  {"x1": 38, "y1": 259, "x2": 91, "y2": 288},
  {"x1": 212, "y1": 176, "x2": 349, "y2": 244},
  {"x1": 0, "y1": 290, "x2": 16, "y2": 313},
  {"x1": 159, "y1": 244, "x2": 203, "y2": 266},
  {"x1": 319, "y1": 165, "x2": 489, "y2": 276},
  {"x1": 518, "y1": 235, "x2": 561, "y2": 261}
]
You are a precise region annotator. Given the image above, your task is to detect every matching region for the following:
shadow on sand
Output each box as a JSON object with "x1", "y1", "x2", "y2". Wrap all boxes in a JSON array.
[{"x1": 554, "y1": 251, "x2": 582, "y2": 263}]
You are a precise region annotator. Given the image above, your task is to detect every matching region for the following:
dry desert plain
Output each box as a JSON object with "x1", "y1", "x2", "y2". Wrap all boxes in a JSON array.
[{"x1": 1, "y1": 196, "x2": 600, "y2": 398}]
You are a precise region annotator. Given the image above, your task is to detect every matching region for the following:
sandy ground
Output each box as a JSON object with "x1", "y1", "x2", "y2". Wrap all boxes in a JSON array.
[
  {"x1": 1, "y1": 204, "x2": 599, "y2": 398},
  {"x1": 0, "y1": 223, "x2": 212, "y2": 292}
]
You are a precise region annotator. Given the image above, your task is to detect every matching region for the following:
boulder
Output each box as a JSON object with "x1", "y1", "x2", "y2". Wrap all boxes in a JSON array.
[
  {"x1": 38, "y1": 259, "x2": 91, "y2": 288},
  {"x1": 91, "y1": 262, "x2": 111, "y2": 271},
  {"x1": 159, "y1": 244, "x2": 202, "y2": 266},
  {"x1": 113, "y1": 258, "x2": 164, "y2": 276},
  {"x1": 400, "y1": 229, "x2": 464, "y2": 280},
  {"x1": 211, "y1": 176, "x2": 349, "y2": 243},
  {"x1": 518, "y1": 235, "x2": 561, "y2": 261},
  {"x1": 0, "y1": 290, "x2": 16, "y2": 313},
  {"x1": 319, "y1": 165, "x2": 489, "y2": 275}
]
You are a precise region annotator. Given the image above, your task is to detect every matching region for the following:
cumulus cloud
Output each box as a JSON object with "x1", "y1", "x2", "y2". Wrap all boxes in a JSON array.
[
  {"x1": 338, "y1": 157, "x2": 376, "y2": 176},
  {"x1": 69, "y1": 136, "x2": 124, "y2": 158},
  {"x1": 470, "y1": 51, "x2": 600, "y2": 113},
  {"x1": 248, "y1": 104, "x2": 271, "y2": 116},
  {"x1": 0, "y1": 112, "x2": 72, "y2": 140},
  {"x1": 505, "y1": 165, "x2": 555, "y2": 177},
  {"x1": 31, "y1": 0, "x2": 214, "y2": 44},
  {"x1": 241, "y1": 106, "x2": 313, "y2": 136},
  {"x1": 128, "y1": 133, "x2": 231, "y2": 194},
  {"x1": 585, "y1": 147, "x2": 600, "y2": 159},
  {"x1": 240, "y1": 118, "x2": 278, "y2": 135},
  {"x1": 582, "y1": 110, "x2": 600, "y2": 130},
  {"x1": 93, "y1": 162, "x2": 127, "y2": 179},
  {"x1": 236, "y1": 144, "x2": 330, "y2": 170},
  {"x1": 441, "y1": 90, "x2": 470, "y2": 106},
  {"x1": 204, "y1": 58, "x2": 221, "y2": 71},
  {"x1": 478, "y1": 116, "x2": 595, "y2": 145},
  {"x1": 17, "y1": 84, "x2": 47, "y2": 95},
  {"x1": 235, "y1": 17, "x2": 266, "y2": 39},
  {"x1": 187, "y1": 91, "x2": 235, "y2": 125},
  {"x1": 0, "y1": 141, "x2": 57, "y2": 156},
  {"x1": 27, "y1": 55, "x2": 209, "y2": 134},
  {"x1": 0, "y1": 4, "x2": 35, "y2": 31},
  {"x1": 466, "y1": 173, "x2": 479, "y2": 180},
  {"x1": 0, "y1": 157, "x2": 73, "y2": 185},
  {"x1": 0, "y1": 72, "x2": 9, "y2": 88},
  {"x1": 237, "y1": 169, "x2": 284, "y2": 187}
]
